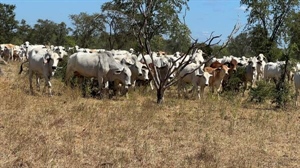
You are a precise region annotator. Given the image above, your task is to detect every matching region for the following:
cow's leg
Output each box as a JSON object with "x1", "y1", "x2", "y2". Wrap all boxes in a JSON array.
[
  {"x1": 97, "y1": 76, "x2": 104, "y2": 99},
  {"x1": 177, "y1": 81, "x2": 182, "y2": 98},
  {"x1": 211, "y1": 84, "x2": 215, "y2": 94},
  {"x1": 29, "y1": 71, "x2": 34, "y2": 95},
  {"x1": 149, "y1": 80, "x2": 154, "y2": 90},
  {"x1": 36, "y1": 76, "x2": 40, "y2": 91},
  {"x1": 132, "y1": 80, "x2": 136, "y2": 91},
  {"x1": 242, "y1": 81, "x2": 247, "y2": 97},
  {"x1": 296, "y1": 88, "x2": 299, "y2": 106},
  {"x1": 199, "y1": 86, "x2": 205, "y2": 99},
  {"x1": 43, "y1": 76, "x2": 52, "y2": 96},
  {"x1": 191, "y1": 84, "x2": 197, "y2": 98},
  {"x1": 64, "y1": 67, "x2": 72, "y2": 86}
]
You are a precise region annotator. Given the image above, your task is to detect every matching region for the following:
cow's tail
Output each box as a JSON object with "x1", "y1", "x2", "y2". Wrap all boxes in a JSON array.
[{"x1": 19, "y1": 61, "x2": 28, "y2": 74}]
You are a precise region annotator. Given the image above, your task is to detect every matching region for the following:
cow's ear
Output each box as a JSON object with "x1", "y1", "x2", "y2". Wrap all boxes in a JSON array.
[
  {"x1": 43, "y1": 57, "x2": 48, "y2": 64},
  {"x1": 121, "y1": 58, "x2": 126, "y2": 65},
  {"x1": 43, "y1": 54, "x2": 51, "y2": 64}
]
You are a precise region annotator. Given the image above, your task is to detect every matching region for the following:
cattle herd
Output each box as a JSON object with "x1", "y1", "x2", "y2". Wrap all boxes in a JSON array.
[{"x1": 1, "y1": 42, "x2": 300, "y2": 104}]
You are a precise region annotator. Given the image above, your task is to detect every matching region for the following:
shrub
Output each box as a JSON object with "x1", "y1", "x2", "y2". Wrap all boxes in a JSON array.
[{"x1": 248, "y1": 80, "x2": 275, "y2": 103}]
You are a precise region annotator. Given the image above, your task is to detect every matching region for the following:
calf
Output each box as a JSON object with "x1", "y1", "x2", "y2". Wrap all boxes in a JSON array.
[{"x1": 205, "y1": 64, "x2": 229, "y2": 96}]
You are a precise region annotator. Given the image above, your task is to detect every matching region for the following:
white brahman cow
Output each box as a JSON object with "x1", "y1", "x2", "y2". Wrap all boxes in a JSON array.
[
  {"x1": 256, "y1": 53, "x2": 267, "y2": 81},
  {"x1": 242, "y1": 56, "x2": 259, "y2": 93},
  {"x1": 19, "y1": 48, "x2": 62, "y2": 96},
  {"x1": 263, "y1": 61, "x2": 285, "y2": 83},
  {"x1": 178, "y1": 63, "x2": 212, "y2": 99},
  {"x1": 294, "y1": 71, "x2": 300, "y2": 106},
  {"x1": 65, "y1": 52, "x2": 132, "y2": 97}
]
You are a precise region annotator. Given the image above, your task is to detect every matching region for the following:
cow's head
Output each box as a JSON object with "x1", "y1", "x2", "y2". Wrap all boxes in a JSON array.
[
  {"x1": 43, "y1": 51, "x2": 62, "y2": 76},
  {"x1": 114, "y1": 60, "x2": 132, "y2": 88},
  {"x1": 24, "y1": 41, "x2": 30, "y2": 48},
  {"x1": 197, "y1": 71, "x2": 212, "y2": 86},
  {"x1": 134, "y1": 61, "x2": 144, "y2": 77},
  {"x1": 54, "y1": 46, "x2": 68, "y2": 58},
  {"x1": 216, "y1": 64, "x2": 230, "y2": 76}
]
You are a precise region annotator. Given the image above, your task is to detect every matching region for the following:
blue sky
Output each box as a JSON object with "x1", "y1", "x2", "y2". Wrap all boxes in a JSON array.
[{"x1": 2, "y1": 0, "x2": 249, "y2": 43}]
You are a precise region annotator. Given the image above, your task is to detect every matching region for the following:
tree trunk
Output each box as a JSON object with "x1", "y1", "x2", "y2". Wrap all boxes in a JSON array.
[{"x1": 156, "y1": 87, "x2": 165, "y2": 104}]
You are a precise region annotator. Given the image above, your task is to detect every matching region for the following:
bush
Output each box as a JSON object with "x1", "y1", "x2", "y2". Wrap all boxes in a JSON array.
[
  {"x1": 272, "y1": 80, "x2": 293, "y2": 108},
  {"x1": 248, "y1": 80, "x2": 275, "y2": 103},
  {"x1": 222, "y1": 66, "x2": 246, "y2": 93}
]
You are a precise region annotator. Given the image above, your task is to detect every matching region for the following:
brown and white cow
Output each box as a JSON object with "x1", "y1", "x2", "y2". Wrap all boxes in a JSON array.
[
  {"x1": 205, "y1": 63, "x2": 230, "y2": 96},
  {"x1": 0, "y1": 44, "x2": 15, "y2": 61}
]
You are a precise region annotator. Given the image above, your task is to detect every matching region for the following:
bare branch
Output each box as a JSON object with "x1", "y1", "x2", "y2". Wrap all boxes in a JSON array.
[
  {"x1": 216, "y1": 21, "x2": 242, "y2": 54},
  {"x1": 179, "y1": 7, "x2": 197, "y2": 41}
]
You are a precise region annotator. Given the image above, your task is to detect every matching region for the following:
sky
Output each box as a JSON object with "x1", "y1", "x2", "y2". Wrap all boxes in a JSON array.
[{"x1": 1, "y1": 0, "x2": 249, "y2": 43}]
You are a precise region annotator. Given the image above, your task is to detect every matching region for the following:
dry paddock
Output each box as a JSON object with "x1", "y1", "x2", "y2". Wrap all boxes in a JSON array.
[{"x1": 0, "y1": 62, "x2": 299, "y2": 167}]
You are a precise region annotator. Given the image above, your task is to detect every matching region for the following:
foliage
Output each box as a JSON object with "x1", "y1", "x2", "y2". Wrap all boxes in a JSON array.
[
  {"x1": 14, "y1": 19, "x2": 32, "y2": 44},
  {"x1": 248, "y1": 80, "x2": 276, "y2": 103},
  {"x1": 272, "y1": 80, "x2": 292, "y2": 108},
  {"x1": 69, "y1": 12, "x2": 106, "y2": 48},
  {"x1": 272, "y1": 56, "x2": 293, "y2": 108},
  {"x1": 226, "y1": 32, "x2": 254, "y2": 57},
  {"x1": 223, "y1": 66, "x2": 246, "y2": 93},
  {"x1": 0, "y1": 3, "x2": 18, "y2": 43},
  {"x1": 102, "y1": 0, "x2": 191, "y2": 104},
  {"x1": 241, "y1": 0, "x2": 299, "y2": 61},
  {"x1": 248, "y1": 61, "x2": 293, "y2": 107},
  {"x1": 165, "y1": 22, "x2": 191, "y2": 53}
]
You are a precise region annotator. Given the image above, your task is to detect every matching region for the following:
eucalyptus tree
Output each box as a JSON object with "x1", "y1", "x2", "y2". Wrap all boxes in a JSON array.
[
  {"x1": 241, "y1": 0, "x2": 299, "y2": 61},
  {"x1": 0, "y1": 3, "x2": 18, "y2": 43},
  {"x1": 69, "y1": 12, "x2": 106, "y2": 48}
]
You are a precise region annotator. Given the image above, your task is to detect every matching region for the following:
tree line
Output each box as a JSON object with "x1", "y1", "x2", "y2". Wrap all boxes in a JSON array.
[
  {"x1": 1, "y1": 1, "x2": 300, "y2": 60},
  {"x1": 1, "y1": 0, "x2": 300, "y2": 105}
]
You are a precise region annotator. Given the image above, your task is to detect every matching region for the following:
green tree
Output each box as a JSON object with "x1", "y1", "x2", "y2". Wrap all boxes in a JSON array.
[
  {"x1": 55, "y1": 22, "x2": 70, "y2": 46},
  {"x1": 227, "y1": 32, "x2": 254, "y2": 57},
  {"x1": 286, "y1": 11, "x2": 300, "y2": 60},
  {"x1": 102, "y1": 0, "x2": 191, "y2": 103},
  {"x1": 14, "y1": 19, "x2": 33, "y2": 44},
  {"x1": 32, "y1": 19, "x2": 58, "y2": 45},
  {"x1": 69, "y1": 12, "x2": 105, "y2": 48},
  {"x1": 102, "y1": 4, "x2": 137, "y2": 50},
  {"x1": 166, "y1": 23, "x2": 191, "y2": 53},
  {"x1": 0, "y1": 3, "x2": 18, "y2": 43},
  {"x1": 241, "y1": 0, "x2": 299, "y2": 61}
]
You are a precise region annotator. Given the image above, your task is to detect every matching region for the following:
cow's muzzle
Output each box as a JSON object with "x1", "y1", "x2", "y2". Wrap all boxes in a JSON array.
[{"x1": 52, "y1": 66, "x2": 57, "y2": 70}]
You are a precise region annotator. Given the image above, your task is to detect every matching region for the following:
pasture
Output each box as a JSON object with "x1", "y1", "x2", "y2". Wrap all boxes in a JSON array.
[{"x1": 0, "y1": 62, "x2": 299, "y2": 167}]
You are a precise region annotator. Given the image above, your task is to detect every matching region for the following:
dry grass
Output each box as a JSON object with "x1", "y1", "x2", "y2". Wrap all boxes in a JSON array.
[{"x1": 0, "y1": 62, "x2": 299, "y2": 168}]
